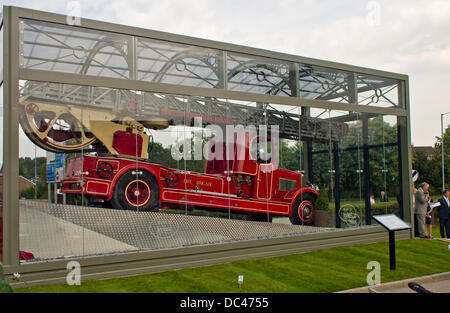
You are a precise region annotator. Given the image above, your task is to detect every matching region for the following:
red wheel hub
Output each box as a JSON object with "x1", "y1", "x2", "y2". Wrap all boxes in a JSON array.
[
  {"x1": 125, "y1": 179, "x2": 151, "y2": 207},
  {"x1": 298, "y1": 200, "x2": 314, "y2": 223}
]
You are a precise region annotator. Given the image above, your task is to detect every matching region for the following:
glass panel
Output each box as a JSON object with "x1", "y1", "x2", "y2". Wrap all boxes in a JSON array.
[
  {"x1": 19, "y1": 80, "x2": 86, "y2": 261},
  {"x1": 311, "y1": 109, "x2": 334, "y2": 227},
  {"x1": 333, "y1": 110, "x2": 363, "y2": 228},
  {"x1": 357, "y1": 74, "x2": 401, "y2": 108},
  {"x1": 370, "y1": 115, "x2": 400, "y2": 216},
  {"x1": 310, "y1": 109, "x2": 372, "y2": 228},
  {"x1": 18, "y1": 81, "x2": 146, "y2": 261},
  {"x1": 298, "y1": 64, "x2": 350, "y2": 103},
  {"x1": 137, "y1": 38, "x2": 222, "y2": 88},
  {"x1": 21, "y1": 19, "x2": 131, "y2": 79},
  {"x1": 227, "y1": 52, "x2": 294, "y2": 96}
]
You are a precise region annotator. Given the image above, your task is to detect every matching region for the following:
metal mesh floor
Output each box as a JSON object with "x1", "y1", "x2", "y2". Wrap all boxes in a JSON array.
[{"x1": 19, "y1": 200, "x2": 334, "y2": 261}]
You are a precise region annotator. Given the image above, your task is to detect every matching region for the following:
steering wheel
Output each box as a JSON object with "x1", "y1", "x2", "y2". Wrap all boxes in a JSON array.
[
  {"x1": 165, "y1": 172, "x2": 179, "y2": 188},
  {"x1": 96, "y1": 161, "x2": 114, "y2": 178}
]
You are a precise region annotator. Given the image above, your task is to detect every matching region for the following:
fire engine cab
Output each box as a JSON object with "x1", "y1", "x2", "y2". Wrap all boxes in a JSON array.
[{"x1": 60, "y1": 131, "x2": 318, "y2": 225}]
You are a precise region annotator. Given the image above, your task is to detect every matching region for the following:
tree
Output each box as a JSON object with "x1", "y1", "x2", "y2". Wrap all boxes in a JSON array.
[
  {"x1": 430, "y1": 125, "x2": 450, "y2": 193},
  {"x1": 410, "y1": 126, "x2": 450, "y2": 194},
  {"x1": 278, "y1": 139, "x2": 301, "y2": 171},
  {"x1": 17, "y1": 157, "x2": 48, "y2": 199},
  {"x1": 149, "y1": 142, "x2": 177, "y2": 169}
]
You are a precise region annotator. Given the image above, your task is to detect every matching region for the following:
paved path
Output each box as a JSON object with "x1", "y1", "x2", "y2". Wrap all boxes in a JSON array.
[{"x1": 340, "y1": 271, "x2": 450, "y2": 293}]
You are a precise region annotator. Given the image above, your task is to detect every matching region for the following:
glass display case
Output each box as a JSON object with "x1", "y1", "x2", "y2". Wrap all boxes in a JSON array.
[{"x1": 0, "y1": 6, "x2": 412, "y2": 284}]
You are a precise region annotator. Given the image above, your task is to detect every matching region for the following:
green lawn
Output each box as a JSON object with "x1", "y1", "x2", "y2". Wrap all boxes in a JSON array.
[{"x1": 14, "y1": 233, "x2": 450, "y2": 293}]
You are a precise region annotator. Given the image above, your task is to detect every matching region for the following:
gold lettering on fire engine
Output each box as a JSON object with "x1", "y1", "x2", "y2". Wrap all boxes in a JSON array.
[
  {"x1": 182, "y1": 178, "x2": 212, "y2": 187},
  {"x1": 196, "y1": 181, "x2": 212, "y2": 187}
]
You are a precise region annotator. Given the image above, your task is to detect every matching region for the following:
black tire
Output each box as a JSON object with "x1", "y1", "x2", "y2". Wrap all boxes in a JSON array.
[
  {"x1": 111, "y1": 170, "x2": 159, "y2": 211},
  {"x1": 247, "y1": 212, "x2": 273, "y2": 223},
  {"x1": 289, "y1": 193, "x2": 315, "y2": 226}
]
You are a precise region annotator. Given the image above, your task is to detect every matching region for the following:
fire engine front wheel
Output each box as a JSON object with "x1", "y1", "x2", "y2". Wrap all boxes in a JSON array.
[
  {"x1": 290, "y1": 193, "x2": 315, "y2": 226},
  {"x1": 111, "y1": 171, "x2": 159, "y2": 211}
]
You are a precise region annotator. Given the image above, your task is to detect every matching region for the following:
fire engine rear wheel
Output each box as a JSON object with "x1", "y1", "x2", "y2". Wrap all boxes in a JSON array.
[
  {"x1": 289, "y1": 193, "x2": 315, "y2": 226},
  {"x1": 111, "y1": 171, "x2": 159, "y2": 211}
]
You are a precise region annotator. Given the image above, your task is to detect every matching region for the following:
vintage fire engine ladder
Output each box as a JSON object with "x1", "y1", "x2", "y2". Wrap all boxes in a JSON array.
[{"x1": 18, "y1": 81, "x2": 349, "y2": 156}]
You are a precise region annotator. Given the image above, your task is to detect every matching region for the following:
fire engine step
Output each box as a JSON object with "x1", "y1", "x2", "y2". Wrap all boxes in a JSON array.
[{"x1": 19, "y1": 200, "x2": 333, "y2": 261}]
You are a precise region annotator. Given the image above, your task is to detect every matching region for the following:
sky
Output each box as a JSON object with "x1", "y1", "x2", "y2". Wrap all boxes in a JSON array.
[{"x1": 1, "y1": 0, "x2": 450, "y2": 152}]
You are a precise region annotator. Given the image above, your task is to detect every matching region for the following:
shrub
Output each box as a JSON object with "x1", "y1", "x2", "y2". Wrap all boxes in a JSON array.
[
  {"x1": 19, "y1": 183, "x2": 48, "y2": 200},
  {"x1": 19, "y1": 186, "x2": 36, "y2": 199},
  {"x1": 370, "y1": 201, "x2": 399, "y2": 215},
  {"x1": 316, "y1": 186, "x2": 331, "y2": 211}
]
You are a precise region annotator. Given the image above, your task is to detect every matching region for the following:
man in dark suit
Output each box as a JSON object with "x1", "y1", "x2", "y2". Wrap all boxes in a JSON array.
[{"x1": 437, "y1": 189, "x2": 450, "y2": 238}]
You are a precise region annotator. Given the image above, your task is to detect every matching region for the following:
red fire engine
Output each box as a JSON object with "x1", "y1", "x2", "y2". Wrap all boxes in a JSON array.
[{"x1": 60, "y1": 131, "x2": 318, "y2": 225}]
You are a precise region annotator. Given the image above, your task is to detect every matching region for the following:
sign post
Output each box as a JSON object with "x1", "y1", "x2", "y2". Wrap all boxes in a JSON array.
[
  {"x1": 389, "y1": 231, "x2": 396, "y2": 270},
  {"x1": 46, "y1": 163, "x2": 56, "y2": 183},
  {"x1": 47, "y1": 152, "x2": 66, "y2": 204},
  {"x1": 372, "y1": 214, "x2": 411, "y2": 270}
]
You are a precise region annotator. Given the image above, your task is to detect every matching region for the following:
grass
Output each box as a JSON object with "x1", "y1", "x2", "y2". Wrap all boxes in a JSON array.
[
  {"x1": 431, "y1": 223, "x2": 446, "y2": 238},
  {"x1": 15, "y1": 231, "x2": 450, "y2": 293}
]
